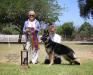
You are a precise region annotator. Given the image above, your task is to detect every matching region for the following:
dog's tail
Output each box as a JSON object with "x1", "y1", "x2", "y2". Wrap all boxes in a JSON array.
[{"x1": 73, "y1": 59, "x2": 80, "y2": 65}]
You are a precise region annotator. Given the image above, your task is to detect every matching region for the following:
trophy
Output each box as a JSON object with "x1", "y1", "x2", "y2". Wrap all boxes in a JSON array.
[{"x1": 21, "y1": 44, "x2": 29, "y2": 68}]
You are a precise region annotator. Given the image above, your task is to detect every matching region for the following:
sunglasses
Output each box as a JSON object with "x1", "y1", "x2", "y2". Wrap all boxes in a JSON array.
[{"x1": 29, "y1": 15, "x2": 35, "y2": 17}]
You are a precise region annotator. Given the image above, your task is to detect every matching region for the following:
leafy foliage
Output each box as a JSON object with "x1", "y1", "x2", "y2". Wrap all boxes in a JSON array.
[
  {"x1": 0, "y1": 0, "x2": 62, "y2": 35},
  {"x1": 78, "y1": 0, "x2": 93, "y2": 18},
  {"x1": 78, "y1": 22, "x2": 93, "y2": 39},
  {"x1": 2, "y1": 23, "x2": 20, "y2": 34},
  {"x1": 56, "y1": 25, "x2": 62, "y2": 35},
  {"x1": 61, "y1": 22, "x2": 75, "y2": 40}
]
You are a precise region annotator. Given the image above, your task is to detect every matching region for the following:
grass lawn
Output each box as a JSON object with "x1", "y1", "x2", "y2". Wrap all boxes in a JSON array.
[
  {"x1": 0, "y1": 61, "x2": 93, "y2": 75},
  {"x1": 0, "y1": 43, "x2": 93, "y2": 75}
]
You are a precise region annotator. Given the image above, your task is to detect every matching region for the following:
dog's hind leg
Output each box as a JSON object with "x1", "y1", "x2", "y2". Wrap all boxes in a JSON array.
[
  {"x1": 70, "y1": 53, "x2": 80, "y2": 65},
  {"x1": 63, "y1": 55, "x2": 73, "y2": 65},
  {"x1": 71, "y1": 56, "x2": 80, "y2": 65},
  {"x1": 73, "y1": 59, "x2": 80, "y2": 65},
  {"x1": 63, "y1": 52, "x2": 80, "y2": 65}
]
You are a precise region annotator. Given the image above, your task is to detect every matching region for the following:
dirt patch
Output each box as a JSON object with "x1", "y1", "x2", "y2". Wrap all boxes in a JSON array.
[
  {"x1": 0, "y1": 44, "x2": 93, "y2": 64},
  {"x1": 75, "y1": 50, "x2": 93, "y2": 63},
  {"x1": 64, "y1": 43, "x2": 93, "y2": 64}
]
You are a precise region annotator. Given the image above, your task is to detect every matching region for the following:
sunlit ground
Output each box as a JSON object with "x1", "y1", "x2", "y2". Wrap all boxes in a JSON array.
[{"x1": 0, "y1": 43, "x2": 93, "y2": 75}]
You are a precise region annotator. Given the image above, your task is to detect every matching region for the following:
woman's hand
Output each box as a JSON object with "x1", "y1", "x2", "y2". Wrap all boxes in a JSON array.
[{"x1": 26, "y1": 28, "x2": 30, "y2": 32}]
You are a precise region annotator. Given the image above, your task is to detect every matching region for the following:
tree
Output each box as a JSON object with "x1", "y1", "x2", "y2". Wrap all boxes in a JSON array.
[
  {"x1": 2, "y1": 23, "x2": 20, "y2": 34},
  {"x1": 78, "y1": 0, "x2": 93, "y2": 18},
  {"x1": 33, "y1": 0, "x2": 61, "y2": 23},
  {"x1": 0, "y1": 0, "x2": 61, "y2": 24},
  {"x1": 61, "y1": 22, "x2": 75, "y2": 40},
  {"x1": 78, "y1": 22, "x2": 92, "y2": 40},
  {"x1": 56, "y1": 25, "x2": 62, "y2": 35},
  {"x1": 91, "y1": 26, "x2": 93, "y2": 35},
  {"x1": 0, "y1": 0, "x2": 62, "y2": 43}
]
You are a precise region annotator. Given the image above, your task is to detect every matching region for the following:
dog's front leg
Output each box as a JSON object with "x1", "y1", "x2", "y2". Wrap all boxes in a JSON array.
[{"x1": 49, "y1": 51, "x2": 54, "y2": 66}]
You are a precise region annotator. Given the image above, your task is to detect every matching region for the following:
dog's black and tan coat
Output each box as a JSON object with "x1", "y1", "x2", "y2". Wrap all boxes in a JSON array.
[{"x1": 41, "y1": 30, "x2": 80, "y2": 65}]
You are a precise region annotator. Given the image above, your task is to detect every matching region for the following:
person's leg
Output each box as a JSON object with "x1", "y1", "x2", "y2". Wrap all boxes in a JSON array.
[
  {"x1": 54, "y1": 54, "x2": 62, "y2": 64},
  {"x1": 32, "y1": 49, "x2": 39, "y2": 64},
  {"x1": 44, "y1": 53, "x2": 62, "y2": 64},
  {"x1": 44, "y1": 53, "x2": 50, "y2": 64},
  {"x1": 25, "y1": 40, "x2": 31, "y2": 63}
]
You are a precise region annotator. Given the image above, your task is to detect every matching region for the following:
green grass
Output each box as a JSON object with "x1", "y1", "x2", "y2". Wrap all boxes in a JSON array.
[
  {"x1": 0, "y1": 43, "x2": 93, "y2": 75},
  {"x1": 0, "y1": 61, "x2": 93, "y2": 75}
]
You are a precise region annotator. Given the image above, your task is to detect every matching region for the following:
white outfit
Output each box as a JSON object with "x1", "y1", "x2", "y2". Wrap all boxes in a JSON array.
[
  {"x1": 50, "y1": 33, "x2": 61, "y2": 43},
  {"x1": 23, "y1": 19, "x2": 40, "y2": 64}
]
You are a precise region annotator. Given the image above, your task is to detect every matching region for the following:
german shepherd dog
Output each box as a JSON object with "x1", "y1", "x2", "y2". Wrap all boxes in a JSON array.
[{"x1": 41, "y1": 30, "x2": 80, "y2": 65}]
